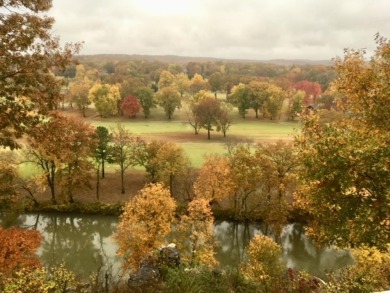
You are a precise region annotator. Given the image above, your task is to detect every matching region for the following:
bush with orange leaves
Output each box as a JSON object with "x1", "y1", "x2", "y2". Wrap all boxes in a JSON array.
[{"x1": 0, "y1": 227, "x2": 42, "y2": 276}]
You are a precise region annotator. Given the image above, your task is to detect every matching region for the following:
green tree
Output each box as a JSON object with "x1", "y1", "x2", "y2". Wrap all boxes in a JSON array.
[
  {"x1": 208, "y1": 72, "x2": 222, "y2": 98},
  {"x1": 93, "y1": 126, "x2": 112, "y2": 179},
  {"x1": 295, "y1": 36, "x2": 390, "y2": 250},
  {"x1": 135, "y1": 86, "x2": 155, "y2": 118},
  {"x1": 228, "y1": 83, "x2": 250, "y2": 118},
  {"x1": 0, "y1": 0, "x2": 80, "y2": 149},
  {"x1": 155, "y1": 86, "x2": 181, "y2": 119},
  {"x1": 110, "y1": 124, "x2": 141, "y2": 194}
]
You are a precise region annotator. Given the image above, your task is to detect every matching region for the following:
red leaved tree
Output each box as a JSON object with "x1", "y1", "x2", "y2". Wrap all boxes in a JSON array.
[
  {"x1": 121, "y1": 95, "x2": 141, "y2": 118},
  {"x1": 293, "y1": 80, "x2": 322, "y2": 105},
  {"x1": 0, "y1": 227, "x2": 42, "y2": 276}
]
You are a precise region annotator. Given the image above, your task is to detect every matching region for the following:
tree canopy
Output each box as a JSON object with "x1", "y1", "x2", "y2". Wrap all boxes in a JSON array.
[
  {"x1": 295, "y1": 35, "x2": 390, "y2": 250},
  {"x1": 0, "y1": 0, "x2": 80, "y2": 149}
]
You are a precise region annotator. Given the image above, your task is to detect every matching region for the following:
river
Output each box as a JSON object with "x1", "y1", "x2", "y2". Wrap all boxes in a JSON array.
[{"x1": 0, "y1": 212, "x2": 354, "y2": 279}]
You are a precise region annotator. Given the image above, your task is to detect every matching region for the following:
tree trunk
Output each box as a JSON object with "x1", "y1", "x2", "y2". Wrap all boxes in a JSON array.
[
  {"x1": 121, "y1": 169, "x2": 125, "y2": 194},
  {"x1": 48, "y1": 163, "x2": 56, "y2": 204},
  {"x1": 101, "y1": 159, "x2": 105, "y2": 178},
  {"x1": 96, "y1": 165, "x2": 100, "y2": 201}
]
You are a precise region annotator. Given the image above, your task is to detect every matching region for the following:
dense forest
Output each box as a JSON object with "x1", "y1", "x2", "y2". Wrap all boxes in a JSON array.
[{"x1": 0, "y1": 1, "x2": 389, "y2": 292}]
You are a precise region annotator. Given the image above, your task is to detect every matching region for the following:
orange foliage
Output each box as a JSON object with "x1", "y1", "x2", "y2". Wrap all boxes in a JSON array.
[{"x1": 0, "y1": 227, "x2": 42, "y2": 276}]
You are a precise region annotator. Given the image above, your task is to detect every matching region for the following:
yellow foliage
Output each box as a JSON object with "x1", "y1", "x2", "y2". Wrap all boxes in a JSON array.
[
  {"x1": 115, "y1": 183, "x2": 177, "y2": 272},
  {"x1": 177, "y1": 198, "x2": 218, "y2": 268},
  {"x1": 241, "y1": 235, "x2": 284, "y2": 283},
  {"x1": 193, "y1": 155, "x2": 234, "y2": 204}
]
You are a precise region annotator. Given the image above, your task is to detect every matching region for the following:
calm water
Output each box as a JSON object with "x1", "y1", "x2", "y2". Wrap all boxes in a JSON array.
[{"x1": 0, "y1": 212, "x2": 354, "y2": 278}]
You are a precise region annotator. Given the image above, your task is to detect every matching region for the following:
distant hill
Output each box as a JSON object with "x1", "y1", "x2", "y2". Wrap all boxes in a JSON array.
[{"x1": 75, "y1": 54, "x2": 332, "y2": 66}]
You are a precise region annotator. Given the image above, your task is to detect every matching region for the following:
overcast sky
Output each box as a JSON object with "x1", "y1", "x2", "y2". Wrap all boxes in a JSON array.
[{"x1": 49, "y1": 0, "x2": 390, "y2": 61}]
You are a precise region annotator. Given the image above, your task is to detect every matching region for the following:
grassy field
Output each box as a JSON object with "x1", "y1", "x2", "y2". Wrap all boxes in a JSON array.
[{"x1": 65, "y1": 102, "x2": 299, "y2": 167}]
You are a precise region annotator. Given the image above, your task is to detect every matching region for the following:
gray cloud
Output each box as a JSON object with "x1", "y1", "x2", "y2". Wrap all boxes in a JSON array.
[{"x1": 50, "y1": 0, "x2": 390, "y2": 60}]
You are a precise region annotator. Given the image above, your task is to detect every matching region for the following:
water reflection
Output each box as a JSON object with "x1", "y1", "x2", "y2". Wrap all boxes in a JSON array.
[
  {"x1": 213, "y1": 220, "x2": 354, "y2": 278},
  {"x1": 16, "y1": 213, "x2": 120, "y2": 277},
  {"x1": 1, "y1": 213, "x2": 354, "y2": 278}
]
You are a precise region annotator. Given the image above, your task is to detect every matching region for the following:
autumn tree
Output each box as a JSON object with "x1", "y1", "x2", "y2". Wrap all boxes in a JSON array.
[
  {"x1": 255, "y1": 141, "x2": 299, "y2": 233},
  {"x1": 115, "y1": 183, "x2": 177, "y2": 272},
  {"x1": 227, "y1": 144, "x2": 263, "y2": 219},
  {"x1": 228, "y1": 83, "x2": 250, "y2": 118},
  {"x1": 177, "y1": 198, "x2": 218, "y2": 268},
  {"x1": 88, "y1": 83, "x2": 121, "y2": 117},
  {"x1": 0, "y1": 152, "x2": 17, "y2": 204},
  {"x1": 174, "y1": 72, "x2": 191, "y2": 98},
  {"x1": 158, "y1": 70, "x2": 175, "y2": 89},
  {"x1": 247, "y1": 81, "x2": 269, "y2": 118},
  {"x1": 295, "y1": 35, "x2": 390, "y2": 250},
  {"x1": 0, "y1": 227, "x2": 42, "y2": 276},
  {"x1": 68, "y1": 78, "x2": 92, "y2": 117},
  {"x1": 192, "y1": 96, "x2": 222, "y2": 140},
  {"x1": 27, "y1": 113, "x2": 96, "y2": 203},
  {"x1": 215, "y1": 102, "x2": 234, "y2": 137},
  {"x1": 135, "y1": 86, "x2": 155, "y2": 118},
  {"x1": 121, "y1": 95, "x2": 141, "y2": 118},
  {"x1": 75, "y1": 64, "x2": 87, "y2": 81},
  {"x1": 263, "y1": 84, "x2": 285, "y2": 120},
  {"x1": 0, "y1": 0, "x2": 80, "y2": 149},
  {"x1": 138, "y1": 140, "x2": 190, "y2": 196},
  {"x1": 241, "y1": 235, "x2": 284, "y2": 286},
  {"x1": 155, "y1": 86, "x2": 181, "y2": 119},
  {"x1": 193, "y1": 155, "x2": 235, "y2": 206},
  {"x1": 293, "y1": 80, "x2": 322, "y2": 105},
  {"x1": 110, "y1": 124, "x2": 141, "y2": 194},
  {"x1": 189, "y1": 73, "x2": 210, "y2": 95},
  {"x1": 119, "y1": 77, "x2": 144, "y2": 101},
  {"x1": 288, "y1": 90, "x2": 305, "y2": 120}
]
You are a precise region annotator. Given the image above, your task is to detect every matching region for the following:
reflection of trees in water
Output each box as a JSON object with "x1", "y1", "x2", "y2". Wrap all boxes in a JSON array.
[
  {"x1": 214, "y1": 221, "x2": 354, "y2": 278},
  {"x1": 0, "y1": 211, "x2": 26, "y2": 228},
  {"x1": 281, "y1": 223, "x2": 354, "y2": 278},
  {"x1": 1, "y1": 213, "x2": 354, "y2": 278},
  {"x1": 36, "y1": 214, "x2": 117, "y2": 277},
  {"x1": 214, "y1": 220, "x2": 263, "y2": 267}
]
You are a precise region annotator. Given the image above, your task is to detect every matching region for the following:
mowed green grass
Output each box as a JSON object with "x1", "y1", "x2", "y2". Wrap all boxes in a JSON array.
[{"x1": 88, "y1": 119, "x2": 298, "y2": 167}]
